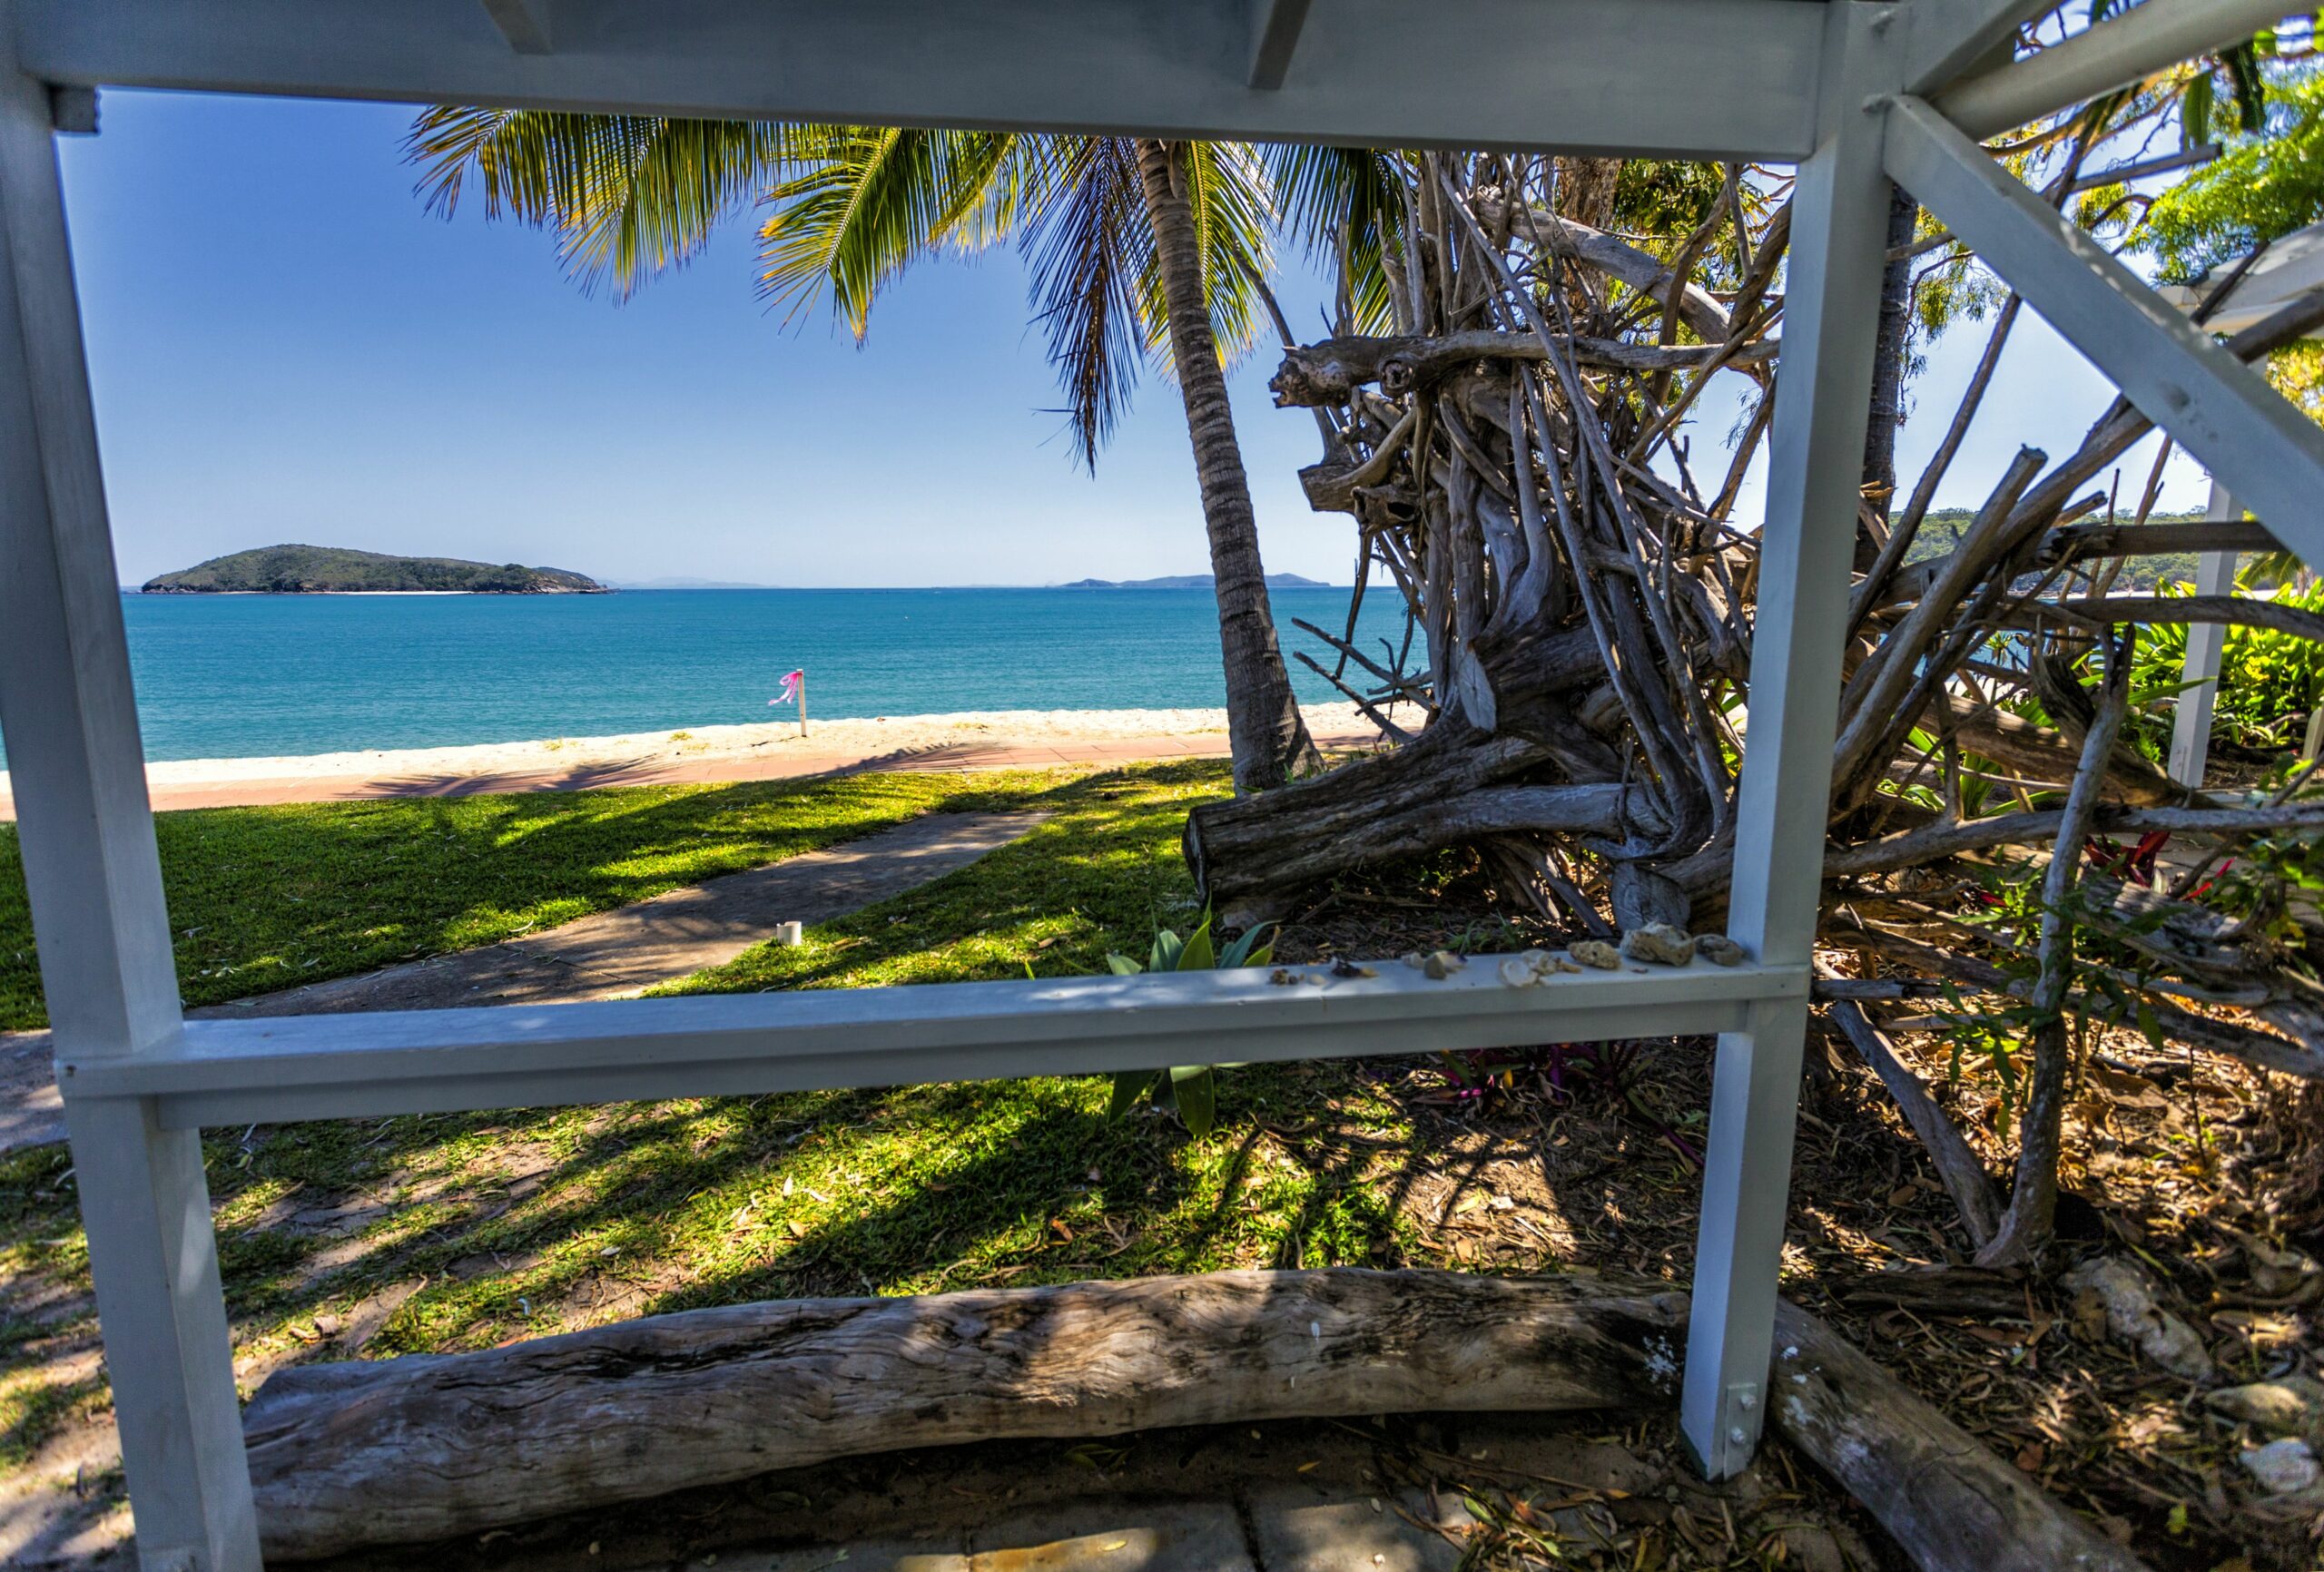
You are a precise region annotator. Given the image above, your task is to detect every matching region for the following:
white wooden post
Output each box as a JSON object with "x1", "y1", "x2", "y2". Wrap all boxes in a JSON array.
[
  {"x1": 2168, "y1": 478, "x2": 2238, "y2": 788},
  {"x1": 0, "y1": 46, "x2": 260, "y2": 1572},
  {"x1": 1681, "y1": 0, "x2": 1900, "y2": 1479}
]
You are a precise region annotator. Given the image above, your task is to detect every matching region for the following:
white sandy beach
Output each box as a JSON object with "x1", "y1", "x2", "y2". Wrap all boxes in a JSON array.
[{"x1": 1, "y1": 704, "x2": 1380, "y2": 797}]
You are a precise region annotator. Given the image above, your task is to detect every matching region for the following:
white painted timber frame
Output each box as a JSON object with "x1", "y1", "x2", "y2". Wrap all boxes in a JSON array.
[
  {"x1": 0, "y1": 2, "x2": 2309, "y2": 1566},
  {"x1": 2171, "y1": 478, "x2": 2240, "y2": 787}
]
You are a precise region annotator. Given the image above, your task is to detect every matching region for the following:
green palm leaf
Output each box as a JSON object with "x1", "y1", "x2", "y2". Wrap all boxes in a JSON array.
[
  {"x1": 755, "y1": 126, "x2": 1028, "y2": 334},
  {"x1": 406, "y1": 108, "x2": 792, "y2": 297},
  {"x1": 1264, "y1": 143, "x2": 1405, "y2": 333},
  {"x1": 1018, "y1": 136, "x2": 1154, "y2": 467}
]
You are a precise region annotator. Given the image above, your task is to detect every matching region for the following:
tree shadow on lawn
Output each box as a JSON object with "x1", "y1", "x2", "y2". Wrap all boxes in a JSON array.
[
  {"x1": 322, "y1": 1061, "x2": 1418, "y2": 1359},
  {"x1": 0, "y1": 763, "x2": 1135, "y2": 1031}
]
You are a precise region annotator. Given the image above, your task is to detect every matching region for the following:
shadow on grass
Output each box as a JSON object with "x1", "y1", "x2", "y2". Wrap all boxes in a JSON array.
[{"x1": 0, "y1": 762, "x2": 1147, "y2": 1031}]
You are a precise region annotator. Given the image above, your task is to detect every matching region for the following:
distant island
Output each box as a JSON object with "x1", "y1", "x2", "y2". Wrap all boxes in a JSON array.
[
  {"x1": 1055, "y1": 573, "x2": 1331, "y2": 590},
  {"x1": 143, "y1": 545, "x2": 606, "y2": 595}
]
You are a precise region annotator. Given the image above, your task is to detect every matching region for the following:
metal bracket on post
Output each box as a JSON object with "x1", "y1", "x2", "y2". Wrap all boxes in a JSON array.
[{"x1": 1681, "y1": 0, "x2": 1904, "y2": 1480}]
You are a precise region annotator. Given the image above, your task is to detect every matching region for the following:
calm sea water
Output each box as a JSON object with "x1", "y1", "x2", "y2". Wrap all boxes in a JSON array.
[{"x1": 93, "y1": 588, "x2": 1410, "y2": 762}]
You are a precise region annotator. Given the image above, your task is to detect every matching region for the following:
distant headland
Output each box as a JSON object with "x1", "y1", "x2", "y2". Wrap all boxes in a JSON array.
[
  {"x1": 1054, "y1": 573, "x2": 1331, "y2": 590},
  {"x1": 142, "y1": 545, "x2": 606, "y2": 595}
]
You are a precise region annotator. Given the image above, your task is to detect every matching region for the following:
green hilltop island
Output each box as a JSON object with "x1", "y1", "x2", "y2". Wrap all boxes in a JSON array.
[{"x1": 141, "y1": 545, "x2": 606, "y2": 594}]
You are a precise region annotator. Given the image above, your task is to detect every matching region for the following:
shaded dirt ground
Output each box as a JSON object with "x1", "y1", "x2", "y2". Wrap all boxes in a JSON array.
[{"x1": 1270, "y1": 881, "x2": 2324, "y2": 1572}]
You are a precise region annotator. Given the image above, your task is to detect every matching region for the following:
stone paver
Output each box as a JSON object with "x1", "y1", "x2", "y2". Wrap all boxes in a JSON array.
[
  {"x1": 1246, "y1": 1490, "x2": 1472, "y2": 1572},
  {"x1": 965, "y1": 1503, "x2": 1256, "y2": 1572},
  {"x1": 0, "y1": 811, "x2": 1042, "y2": 1153}
]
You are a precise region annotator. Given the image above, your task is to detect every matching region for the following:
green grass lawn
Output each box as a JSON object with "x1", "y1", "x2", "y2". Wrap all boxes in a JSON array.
[
  {"x1": 0, "y1": 761, "x2": 1441, "y2": 1491},
  {"x1": 0, "y1": 767, "x2": 1084, "y2": 1031}
]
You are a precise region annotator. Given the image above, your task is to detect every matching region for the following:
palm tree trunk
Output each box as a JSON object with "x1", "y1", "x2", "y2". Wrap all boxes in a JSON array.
[
  {"x1": 1134, "y1": 138, "x2": 1320, "y2": 792},
  {"x1": 1858, "y1": 184, "x2": 1921, "y2": 569}
]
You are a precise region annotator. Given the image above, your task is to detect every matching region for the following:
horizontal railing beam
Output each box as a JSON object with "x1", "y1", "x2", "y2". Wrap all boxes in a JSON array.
[
  {"x1": 1935, "y1": 0, "x2": 2298, "y2": 141},
  {"x1": 57, "y1": 958, "x2": 1809, "y2": 1128},
  {"x1": 1902, "y1": 0, "x2": 2050, "y2": 97},
  {"x1": 1886, "y1": 93, "x2": 2324, "y2": 574},
  {"x1": 15, "y1": 0, "x2": 1825, "y2": 159}
]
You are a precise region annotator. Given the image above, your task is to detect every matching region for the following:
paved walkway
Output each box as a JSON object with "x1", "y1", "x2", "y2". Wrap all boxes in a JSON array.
[
  {"x1": 0, "y1": 811, "x2": 1043, "y2": 1153},
  {"x1": 0, "y1": 730, "x2": 1375, "y2": 820},
  {"x1": 290, "y1": 1410, "x2": 1819, "y2": 1572}
]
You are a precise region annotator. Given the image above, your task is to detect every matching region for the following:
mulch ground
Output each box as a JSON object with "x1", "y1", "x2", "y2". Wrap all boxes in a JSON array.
[{"x1": 1267, "y1": 873, "x2": 2324, "y2": 1572}]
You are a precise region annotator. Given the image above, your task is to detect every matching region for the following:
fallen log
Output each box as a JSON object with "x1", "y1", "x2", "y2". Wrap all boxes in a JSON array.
[
  {"x1": 1825, "y1": 799, "x2": 2324, "y2": 877},
  {"x1": 1773, "y1": 1301, "x2": 2151, "y2": 1572},
  {"x1": 244, "y1": 1270, "x2": 2157, "y2": 1571},
  {"x1": 243, "y1": 1268, "x2": 1689, "y2": 1558}
]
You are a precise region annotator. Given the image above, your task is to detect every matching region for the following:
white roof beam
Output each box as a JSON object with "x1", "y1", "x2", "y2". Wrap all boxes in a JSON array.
[
  {"x1": 1247, "y1": 0, "x2": 1311, "y2": 90},
  {"x1": 14, "y1": 0, "x2": 1825, "y2": 160},
  {"x1": 1886, "y1": 93, "x2": 2324, "y2": 568},
  {"x1": 478, "y1": 0, "x2": 551, "y2": 55},
  {"x1": 1935, "y1": 0, "x2": 2298, "y2": 140},
  {"x1": 1902, "y1": 0, "x2": 2052, "y2": 96}
]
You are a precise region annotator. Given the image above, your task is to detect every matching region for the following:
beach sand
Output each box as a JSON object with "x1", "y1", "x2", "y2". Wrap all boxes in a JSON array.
[{"x1": 0, "y1": 704, "x2": 1384, "y2": 817}]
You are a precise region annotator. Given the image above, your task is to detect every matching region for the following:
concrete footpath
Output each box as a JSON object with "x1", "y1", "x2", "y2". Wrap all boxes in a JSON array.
[{"x1": 0, "y1": 811, "x2": 1043, "y2": 1154}]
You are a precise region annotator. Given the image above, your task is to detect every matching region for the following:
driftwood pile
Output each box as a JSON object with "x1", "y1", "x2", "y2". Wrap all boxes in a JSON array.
[
  {"x1": 244, "y1": 1269, "x2": 2142, "y2": 1571},
  {"x1": 1182, "y1": 151, "x2": 2324, "y2": 1260}
]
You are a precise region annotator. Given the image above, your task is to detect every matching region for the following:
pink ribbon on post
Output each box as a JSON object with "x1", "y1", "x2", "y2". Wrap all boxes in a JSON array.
[{"x1": 770, "y1": 669, "x2": 807, "y2": 736}]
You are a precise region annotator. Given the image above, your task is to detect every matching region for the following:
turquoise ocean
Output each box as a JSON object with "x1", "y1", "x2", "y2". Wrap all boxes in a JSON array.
[{"x1": 96, "y1": 587, "x2": 1409, "y2": 762}]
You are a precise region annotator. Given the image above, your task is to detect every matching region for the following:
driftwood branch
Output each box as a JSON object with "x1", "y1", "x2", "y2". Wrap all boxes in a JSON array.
[
  {"x1": 1825, "y1": 801, "x2": 2324, "y2": 877},
  {"x1": 1773, "y1": 1301, "x2": 2152, "y2": 1572},
  {"x1": 1829, "y1": 1000, "x2": 2004, "y2": 1247},
  {"x1": 241, "y1": 1269, "x2": 2152, "y2": 1572},
  {"x1": 2035, "y1": 517, "x2": 2279, "y2": 567},
  {"x1": 2031, "y1": 594, "x2": 2324, "y2": 643},
  {"x1": 1270, "y1": 329, "x2": 1775, "y2": 408},
  {"x1": 243, "y1": 1269, "x2": 1687, "y2": 1557}
]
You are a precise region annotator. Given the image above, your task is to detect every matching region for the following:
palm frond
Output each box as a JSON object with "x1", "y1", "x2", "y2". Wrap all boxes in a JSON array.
[
  {"x1": 1017, "y1": 136, "x2": 1153, "y2": 468},
  {"x1": 1263, "y1": 142, "x2": 1405, "y2": 333},
  {"x1": 406, "y1": 108, "x2": 791, "y2": 296},
  {"x1": 1167, "y1": 140, "x2": 1277, "y2": 373},
  {"x1": 755, "y1": 126, "x2": 1027, "y2": 334}
]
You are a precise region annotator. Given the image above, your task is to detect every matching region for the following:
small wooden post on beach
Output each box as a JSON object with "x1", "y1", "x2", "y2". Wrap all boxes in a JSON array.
[{"x1": 773, "y1": 669, "x2": 807, "y2": 738}]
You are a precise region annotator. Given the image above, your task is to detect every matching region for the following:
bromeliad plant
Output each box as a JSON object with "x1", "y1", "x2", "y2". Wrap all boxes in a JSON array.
[{"x1": 1103, "y1": 910, "x2": 1272, "y2": 1137}]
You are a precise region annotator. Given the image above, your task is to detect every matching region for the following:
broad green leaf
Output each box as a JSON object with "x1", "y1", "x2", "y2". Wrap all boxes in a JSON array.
[
  {"x1": 1220, "y1": 921, "x2": 1275, "y2": 968},
  {"x1": 1169, "y1": 1066, "x2": 1216, "y2": 1137},
  {"x1": 2136, "y1": 1002, "x2": 2167, "y2": 1052},
  {"x1": 1108, "y1": 1069, "x2": 1157, "y2": 1119},
  {"x1": 1106, "y1": 953, "x2": 1145, "y2": 976},
  {"x1": 1149, "y1": 928, "x2": 1185, "y2": 973},
  {"x1": 1177, "y1": 915, "x2": 1216, "y2": 972}
]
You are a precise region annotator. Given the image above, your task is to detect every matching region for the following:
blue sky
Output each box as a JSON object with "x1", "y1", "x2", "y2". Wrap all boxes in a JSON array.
[{"x1": 58, "y1": 90, "x2": 2210, "y2": 589}]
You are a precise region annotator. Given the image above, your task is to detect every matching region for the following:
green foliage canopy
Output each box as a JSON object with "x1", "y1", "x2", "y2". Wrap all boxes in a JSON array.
[{"x1": 2141, "y1": 69, "x2": 2324, "y2": 283}]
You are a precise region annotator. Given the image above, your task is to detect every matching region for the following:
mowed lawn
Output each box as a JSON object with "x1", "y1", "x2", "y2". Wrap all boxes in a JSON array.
[
  {"x1": 0, "y1": 766, "x2": 1082, "y2": 1031},
  {"x1": 0, "y1": 761, "x2": 1439, "y2": 1489}
]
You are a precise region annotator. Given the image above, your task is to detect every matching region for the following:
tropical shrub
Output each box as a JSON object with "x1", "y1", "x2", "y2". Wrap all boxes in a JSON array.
[
  {"x1": 1102, "y1": 911, "x2": 1272, "y2": 1137},
  {"x1": 2129, "y1": 575, "x2": 2324, "y2": 754}
]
